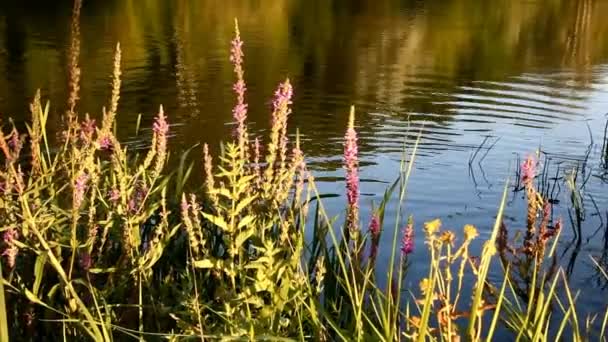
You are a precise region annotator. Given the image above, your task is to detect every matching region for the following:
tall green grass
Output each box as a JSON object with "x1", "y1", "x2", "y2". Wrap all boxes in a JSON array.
[{"x1": 0, "y1": 12, "x2": 607, "y2": 341}]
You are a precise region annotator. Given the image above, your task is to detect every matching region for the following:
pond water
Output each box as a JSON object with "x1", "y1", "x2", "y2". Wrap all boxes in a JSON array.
[{"x1": 2, "y1": 0, "x2": 608, "y2": 323}]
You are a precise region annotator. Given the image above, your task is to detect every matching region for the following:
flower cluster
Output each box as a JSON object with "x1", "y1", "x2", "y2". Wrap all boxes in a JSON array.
[
  {"x1": 80, "y1": 116, "x2": 96, "y2": 142},
  {"x1": 344, "y1": 106, "x2": 359, "y2": 240},
  {"x1": 230, "y1": 19, "x2": 248, "y2": 146},
  {"x1": 152, "y1": 106, "x2": 169, "y2": 176},
  {"x1": 521, "y1": 154, "x2": 536, "y2": 187},
  {"x1": 109, "y1": 187, "x2": 120, "y2": 203},
  {"x1": 2, "y1": 227, "x2": 18, "y2": 268},
  {"x1": 401, "y1": 216, "x2": 414, "y2": 256},
  {"x1": 368, "y1": 214, "x2": 381, "y2": 259},
  {"x1": 73, "y1": 172, "x2": 90, "y2": 209}
]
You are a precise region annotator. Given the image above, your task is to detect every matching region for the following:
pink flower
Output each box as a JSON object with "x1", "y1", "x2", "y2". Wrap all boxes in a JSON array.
[
  {"x1": 79, "y1": 252, "x2": 92, "y2": 271},
  {"x1": 368, "y1": 214, "x2": 381, "y2": 259},
  {"x1": 368, "y1": 214, "x2": 380, "y2": 237},
  {"x1": 128, "y1": 184, "x2": 148, "y2": 214},
  {"x1": 230, "y1": 20, "x2": 248, "y2": 144},
  {"x1": 554, "y1": 218, "x2": 562, "y2": 232},
  {"x1": 2, "y1": 227, "x2": 18, "y2": 268},
  {"x1": 109, "y1": 188, "x2": 120, "y2": 203},
  {"x1": 273, "y1": 80, "x2": 293, "y2": 162},
  {"x1": 80, "y1": 117, "x2": 96, "y2": 141},
  {"x1": 8, "y1": 129, "x2": 21, "y2": 150},
  {"x1": 73, "y1": 172, "x2": 90, "y2": 208},
  {"x1": 542, "y1": 218, "x2": 563, "y2": 241},
  {"x1": 400, "y1": 218, "x2": 414, "y2": 256},
  {"x1": 180, "y1": 195, "x2": 190, "y2": 213},
  {"x1": 272, "y1": 81, "x2": 293, "y2": 116},
  {"x1": 153, "y1": 108, "x2": 169, "y2": 137},
  {"x1": 229, "y1": 30, "x2": 244, "y2": 66},
  {"x1": 152, "y1": 106, "x2": 169, "y2": 175},
  {"x1": 99, "y1": 135, "x2": 112, "y2": 150},
  {"x1": 521, "y1": 154, "x2": 536, "y2": 186},
  {"x1": 344, "y1": 107, "x2": 359, "y2": 237}
]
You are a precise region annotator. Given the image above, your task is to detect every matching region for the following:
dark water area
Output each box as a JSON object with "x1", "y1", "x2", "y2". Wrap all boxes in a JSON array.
[{"x1": 2, "y1": 0, "x2": 608, "y2": 321}]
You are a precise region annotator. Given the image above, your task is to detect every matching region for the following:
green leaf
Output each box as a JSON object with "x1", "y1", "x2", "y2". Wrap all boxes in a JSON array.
[
  {"x1": 24, "y1": 288, "x2": 44, "y2": 306},
  {"x1": 202, "y1": 212, "x2": 230, "y2": 232},
  {"x1": 0, "y1": 263, "x2": 9, "y2": 342},
  {"x1": 235, "y1": 196, "x2": 257, "y2": 216},
  {"x1": 33, "y1": 253, "x2": 48, "y2": 296},
  {"x1": 89, "y1": 267, "x2": 117, "y2": 274},
  {"x1": 211, "y1": 187, "x2": 231, "y2": 199},
  {"x1": 193, "y1": 259, "x2": 224, "y2": 269},
  {"x1": 47, "y1": 283, "x2": 62, "y2": 300},
  {"x1": 237, "y1": 215, "x2": 256, "y2": 230},
  {"x1": 235, "y1": 228, "x2": 255, "y2": 250}
]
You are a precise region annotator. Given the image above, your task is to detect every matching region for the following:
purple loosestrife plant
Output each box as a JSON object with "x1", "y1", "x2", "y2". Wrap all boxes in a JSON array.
[
  {"x1": 2, "y1": 227, "x2": 18, "y2": 268},
  {"x1": 521, "y1": 154, "x2": 536, "y2": 188},
  {"x1": 401, "y1": 216, "x2": 414, "y2": 256},
  {"x1": 368, "y1": 213, "x2": 381, "y2": 260},
  {"x1": 522, "y1": 153, "x2": 539, "y2": 253},
  {"x1": 109, "y1": 188, "x2": 120, "y2": 204},
  {"x1": 79, "y1": 252, "x2": 92, "y2": 272},
  {"x1": 272, "y1": 80, "x2": 294, "y2": 118},
  {"x1": 152, "y1": 106, "x2": 169, "y2": 176},
  {"x1": 202, "y1": 143, "x2": 217, "y2": 205},
  {"x1": 274, "y1": 80, "x2": 293, "y2": 167},
  {"x1": 80, "y1": 116, "x2": 96, "y2": 143},
  {"x1": 230, "y1": 19, "x2": 248, "y2": 148},
  {"x1": 128, "y1": 183, "x2": 148, "y2": 214},
  {"x1": 344, "y1": 106, "x2": 360, "y2": 242},
  {"x1": 73, "y1": 172, "x2": 90, "y2": 209},
  {"x1": 264, "y1": 79, "x2": 293, "y2": 193},
  {"x1": 98, "y1": 135, "x2": 112, "y2": 150},
  {"x1": 153, "y1": 106, "x2": 169, "y2": 137}
]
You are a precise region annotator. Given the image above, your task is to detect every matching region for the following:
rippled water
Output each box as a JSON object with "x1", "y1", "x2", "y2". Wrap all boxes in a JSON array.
[{"x1": 2, "y1": 0, "x2": 608, "y2": 316}]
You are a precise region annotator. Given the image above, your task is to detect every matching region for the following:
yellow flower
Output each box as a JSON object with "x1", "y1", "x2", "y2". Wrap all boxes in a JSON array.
[
  {"x1": 440, "y1": 231, "x2": 455, "y2": 245},
  {"x1": 464, "y1": 224, "x2": 478, "y2": 241},
  {"x1": 419, "y1": 278, "x2": 431, "y2": 295},
  {"x1": 424, "y1": 219, "x2": 441, "y2": 236}
]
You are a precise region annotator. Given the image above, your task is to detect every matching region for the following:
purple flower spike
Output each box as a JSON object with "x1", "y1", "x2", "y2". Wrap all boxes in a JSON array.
[
  {"x1": 2, "y1": 228, "x2": 18, "y2": 268},
  {"x1": 369, "y1": 214, "x2": 380, "y2": 237},
  {"x1": 368, "y1": 214, "x2": 381, "y2": 260},
  {"x1": 73, "y1": 172, "x2": 90, "y2": 209},
  {"x1": 521, "y1": 154, "x2": 536, "y2": 186},
  {"x1": 153, "y1": 108, "x2": 169, "y2": 137},
  {"x1": 80, "y1": 117, "x2": 96, "y2": 141},
  {"x1": 344, "y1": 106, "x2": 359, "y2": 237},
  {"x1": 181, "y1": 195, "x2": 190, "y2": 213},
  {"x1": 230, "y1": 19, "x2": 248, "y2": 144},
  {"x1": 109, "y1": 188, "x2": 120, "y2": 203},
  {"x1": 99, "y1": 135, "x2": 112, "y2": 150},
  {"x1": 400, "y1": 217, "x2": 414, "y2": 256},
  {"x1": 79, "y1": 252, "x2": 92, "y2": 271},
  {"x1": 272, "y1": 81, "x2": 294, "y2": 116}
]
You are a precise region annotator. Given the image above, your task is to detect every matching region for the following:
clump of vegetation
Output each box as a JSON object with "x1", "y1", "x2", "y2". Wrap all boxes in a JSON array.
[{"x1": 1, "y1": 5, "x2": 607, "y2": 340}]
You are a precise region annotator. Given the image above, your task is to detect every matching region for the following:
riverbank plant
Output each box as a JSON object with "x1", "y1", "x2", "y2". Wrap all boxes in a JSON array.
[{"x1": 1, "y1": 13, "x2": 608, "y2": 341}]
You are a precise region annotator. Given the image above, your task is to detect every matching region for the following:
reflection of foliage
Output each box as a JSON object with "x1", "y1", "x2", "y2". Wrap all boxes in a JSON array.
[{"x1": 3, "y1": 0, "x2": 608, "y2": 123}]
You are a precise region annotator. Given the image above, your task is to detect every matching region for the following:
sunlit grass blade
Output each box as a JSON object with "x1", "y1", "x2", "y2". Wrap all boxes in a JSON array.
[
  {"x1": 0, "y1": 263, "x2": 9, "y2": 342},
  {"x1": 466, "y1": 179, "x2": 509, "y2": 339}
]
